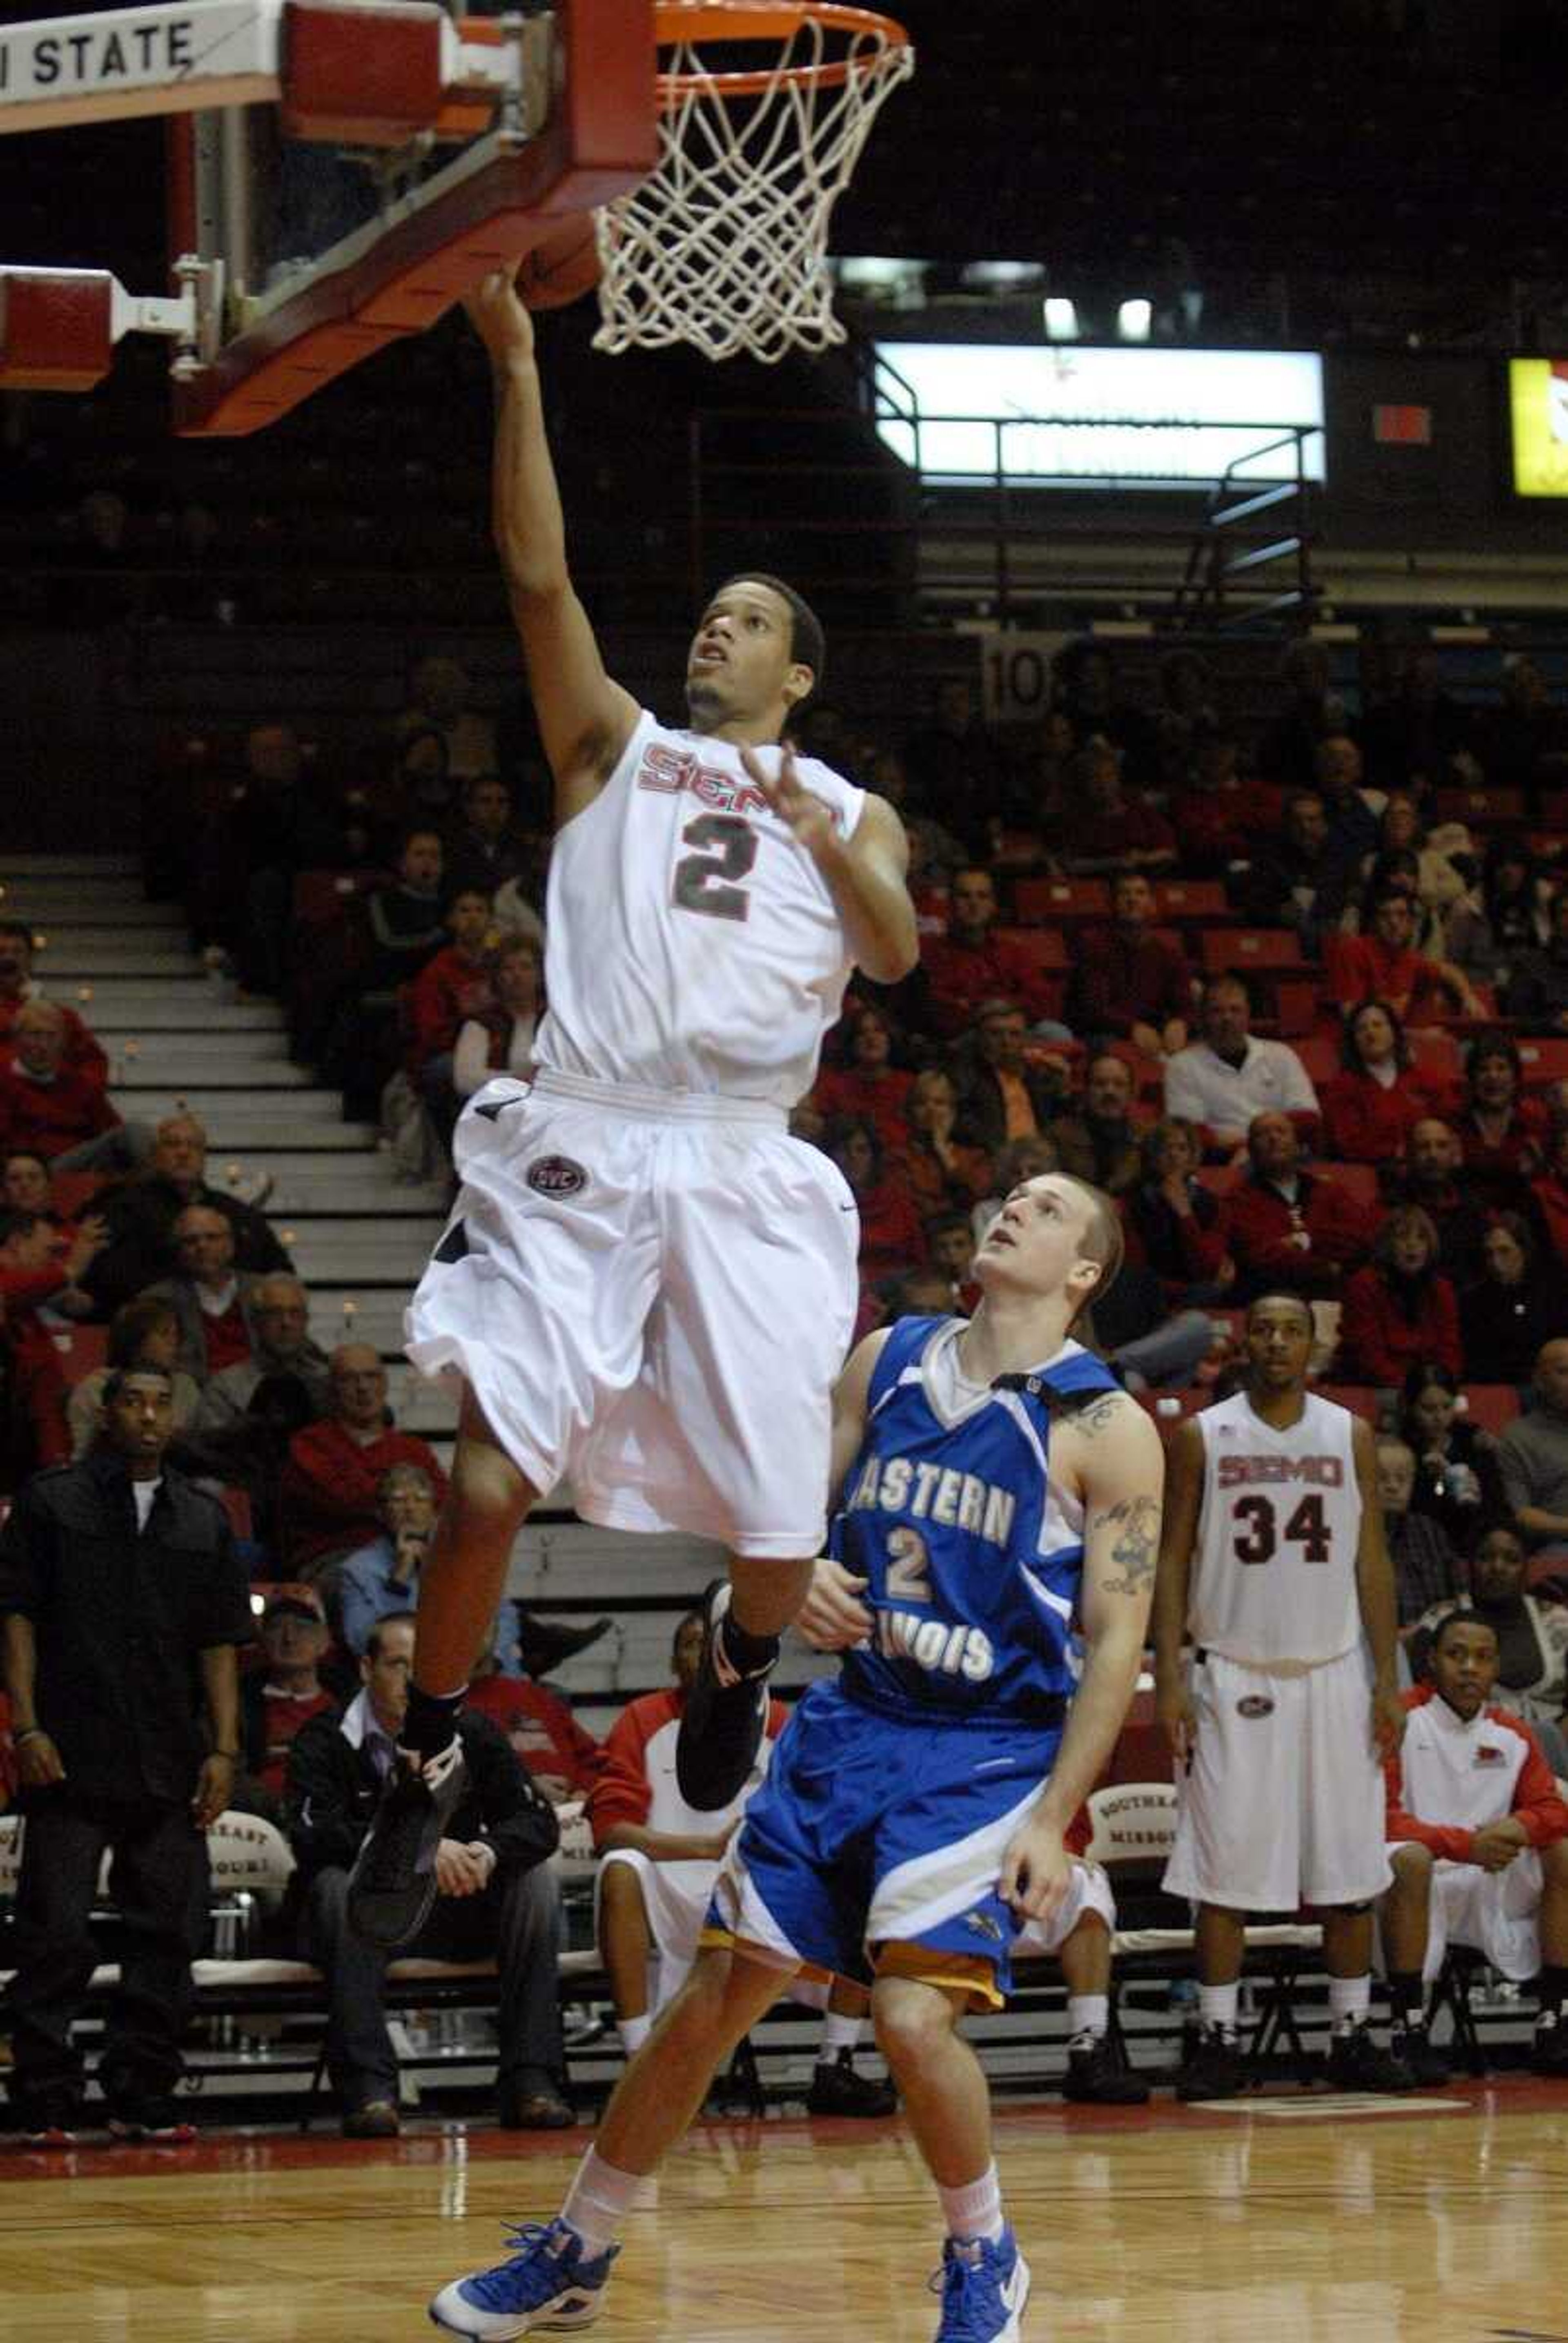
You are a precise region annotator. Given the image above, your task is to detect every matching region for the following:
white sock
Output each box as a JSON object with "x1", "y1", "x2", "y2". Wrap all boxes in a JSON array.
[
  {"x1": 560, "y1": 2147, "x2": 641, "y2": 2258},
  {"x1": 616, "y1": 2014, "x2": 651, "y2": 2058},
  {"x1": 1329, "y1": 1975, "x2": 1371, "y2": 2033},
  {"x1": 820, "y1": 2011, "x2": 861, "y2": 2059},
  {"x1": 1067, "y1": 1994, "x2": 1109, "y2": 2041},
  {"x1": 1198, "y1": 1982, "x2": 1239, "y2": 2035},
  {"x1": 937, "y1": 2163, "x2": 1005, "y2": 2246}
]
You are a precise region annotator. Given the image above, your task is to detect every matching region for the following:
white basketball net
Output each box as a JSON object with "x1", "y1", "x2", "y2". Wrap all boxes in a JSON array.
[{"x1": 592, "y1": 8, "x2": 914, "y2": 364}]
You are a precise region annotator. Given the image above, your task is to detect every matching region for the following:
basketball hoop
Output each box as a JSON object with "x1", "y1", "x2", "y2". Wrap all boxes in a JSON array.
[{"x1": 592, "y1": 1, "x2": 914, "y2": 365}]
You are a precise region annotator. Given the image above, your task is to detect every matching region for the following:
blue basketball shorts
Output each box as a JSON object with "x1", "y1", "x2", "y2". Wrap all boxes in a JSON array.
[{"x1": 708, "y1": 1679, "x2": 1062, "y2": 2010}]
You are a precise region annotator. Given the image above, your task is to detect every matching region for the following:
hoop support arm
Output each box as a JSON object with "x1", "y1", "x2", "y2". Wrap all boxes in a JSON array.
[
  {"x1": 0, "y1": 257, "x2": 222, "y2": 388},
  {"x1": 0, "y1": 0, "x2": 517, "y2": 144}
]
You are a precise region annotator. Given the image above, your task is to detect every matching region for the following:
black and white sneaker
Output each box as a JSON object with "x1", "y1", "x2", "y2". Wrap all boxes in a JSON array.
[
  {"x1": 1533, "y1": 2013, "x2": 1568, "y2": 2076},
  {"x1": 806, "y1": 2050, "x2": 897, "y2": 2118},
  {"x1": 1326, "y1": 2023, "x2": 1417, "y2": 2093},
  {"x1": 675, "y1": 1580, "x2": 776, "y2": 1811},
  {"x1": 1063, "y1": 2031, "x2": 1151, "y2": 2105},
  {"x1": 1174, "y1": 2024, "x2": 1248, "y2": 2102},
  {"x1": 106, "y1": 2091, "x2": 197, "y2": 2144},
  {"x1": 1390, "y1": 2025, "x2": 1451, "y2": 2087},
  {"x1": 346, "y1": 1735, "x2": 468, "y2": 1948}
]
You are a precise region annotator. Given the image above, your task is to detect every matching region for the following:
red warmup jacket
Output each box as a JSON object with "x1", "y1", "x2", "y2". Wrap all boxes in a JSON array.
[
  {"x1": 1327, "y1": 934, "x2": 1455, "y2": 1020},
  {"x1": 405, "y1": 946, "x2": 490, "y2": 1074},
  {"x1": 1336, "y1": 1264, "x2": 1462, "y2": 1385},
  {"x1": 1384, "y1": 1685, "x2": 1568, "y2": 1861},
  {"x1": 1221, "y1": 1171, "x2": 1373, "y2": 1295},
  {"x1": 1318, "y1": 1068, "x2": 1450, "y2": 1165},
  {"x1": 812, "y1": 1065, "x2": 915, "y2": 1151},
  {"x1": 279, "y1": 1421, "x2": 450, "y2": 1572},
  {"x1": 0, "y1": 1067, "x2": 119, "y2": 1161},
  {"x1": 586, "y1": 1686, "x2": 790, "y2": 1845}
]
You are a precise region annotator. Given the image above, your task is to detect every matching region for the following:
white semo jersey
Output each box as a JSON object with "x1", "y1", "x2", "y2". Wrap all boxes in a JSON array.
[
  {"x1": 533, "y1": 710, "x2": 865, "y2": 1105},
  {"x1": 1188, "y1": 1388, "x2": 1363, "y2": 1666}
]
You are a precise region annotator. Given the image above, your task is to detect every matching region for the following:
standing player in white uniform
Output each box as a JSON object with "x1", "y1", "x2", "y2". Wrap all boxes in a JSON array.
[
  {"x1": 1154, "y1": 1291, "x2": 1414, "y2": 2097},
  {"x1": 349, "y1": 271, "x2": 918, "y2": 1947}
]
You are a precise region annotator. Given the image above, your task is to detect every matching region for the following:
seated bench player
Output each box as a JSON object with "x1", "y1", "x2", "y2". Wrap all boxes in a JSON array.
[
  {"x1": 425, "y1": 1170, "x2": 1163, "y2": 2343},
  {"x1": 1379, "y1": 1608, "x2": 1568, "y2": 2083}
]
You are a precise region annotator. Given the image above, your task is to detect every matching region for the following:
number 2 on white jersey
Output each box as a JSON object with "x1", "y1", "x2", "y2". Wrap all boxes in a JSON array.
[{"x1": 673, "y1": 813, "x2": 757, "y2": 922}]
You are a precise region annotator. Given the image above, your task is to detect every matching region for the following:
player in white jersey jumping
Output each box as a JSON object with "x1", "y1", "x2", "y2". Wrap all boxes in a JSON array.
[
  {"x1": 348, "y1": 271, "x2": 918, "y2": 1947},
  {"x1": 1153, "y1": 1291, "x2": 1415, "y2": 2098}
]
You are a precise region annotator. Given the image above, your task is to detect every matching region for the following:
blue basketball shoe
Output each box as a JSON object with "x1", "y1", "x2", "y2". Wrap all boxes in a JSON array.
[
  {"x1": 429, "y1": 2219, "x2": 618, "y2": 2338},
  {"x1": 929, "y1": 2227, "x2": 1031, "y2": 2341}
]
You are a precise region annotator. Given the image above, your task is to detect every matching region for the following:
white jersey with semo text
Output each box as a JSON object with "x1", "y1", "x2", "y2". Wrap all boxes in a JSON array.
[
  {"x1": 532, "y1": 710, "x2": 865, "y2": 1107},
  {"x1": 1189, "y1": 1387, "x2": 1363, "y2": 1667}
]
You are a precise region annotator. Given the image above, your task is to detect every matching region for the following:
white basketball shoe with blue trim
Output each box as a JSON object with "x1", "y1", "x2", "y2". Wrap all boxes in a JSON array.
[{"x1": 429, "y1": 2219, "x2": 618, "y2": 2338}]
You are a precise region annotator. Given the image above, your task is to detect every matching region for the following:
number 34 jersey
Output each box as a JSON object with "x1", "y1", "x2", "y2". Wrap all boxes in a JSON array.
[
  {"x1": 1189, "y1": 1388, "x2": 1363, "y2": 1668},
  {"x1": 534, "y1": 710, "x2": 864, "y2": 1107},
  {"x1": 835, "y1": 1316, "x2": 1123, "y2": 1728}
]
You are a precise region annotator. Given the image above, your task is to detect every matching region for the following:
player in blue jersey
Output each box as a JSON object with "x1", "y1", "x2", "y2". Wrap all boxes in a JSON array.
[{"x1": 428, "y1": 1172, "x2": 1164, "y2": 2343}]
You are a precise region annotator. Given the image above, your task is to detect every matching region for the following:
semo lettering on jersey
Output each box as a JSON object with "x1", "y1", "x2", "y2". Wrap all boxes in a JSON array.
[
  {"x1": 1216, "y1": 1454, "x2": 1343, "y2": 1488},
  {"x1": 635, "y1": 739, "x2": 771, "y2": 818}
]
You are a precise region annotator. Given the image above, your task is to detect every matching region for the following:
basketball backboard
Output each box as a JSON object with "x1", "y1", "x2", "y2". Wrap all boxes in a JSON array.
[{"x1": 0, "y1": 0, "x2": 657, "y2": 434}]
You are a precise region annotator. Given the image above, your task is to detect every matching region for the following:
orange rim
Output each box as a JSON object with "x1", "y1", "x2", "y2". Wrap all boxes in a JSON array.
[{"x1": 652, "y1": 1, "x2": 910, "y2": 99}]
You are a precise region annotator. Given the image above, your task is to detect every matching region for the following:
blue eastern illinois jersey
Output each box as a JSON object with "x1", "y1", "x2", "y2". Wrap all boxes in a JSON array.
[{"x1": 834, "y1": 1315, "x2": 1121, "y2": 1727}]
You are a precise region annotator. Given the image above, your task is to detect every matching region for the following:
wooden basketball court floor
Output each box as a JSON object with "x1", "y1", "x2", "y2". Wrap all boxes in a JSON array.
[{"x1": 4, "y1": 2080, "x2": 1567, "y2": 2341}]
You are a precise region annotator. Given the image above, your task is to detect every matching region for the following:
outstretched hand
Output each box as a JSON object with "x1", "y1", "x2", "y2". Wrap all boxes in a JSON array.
[
  {"x1": 464, "y1": 268, "x2": 537, "y2": 367},
  {"x1": 742, "y1": 744, "x2": 837, "y2": 861}
]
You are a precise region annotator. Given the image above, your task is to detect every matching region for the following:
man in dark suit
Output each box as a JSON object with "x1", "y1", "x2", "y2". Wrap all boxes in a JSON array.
[{"x1": 285, "y1": 1610, "x2": 570, "y2": 2136}]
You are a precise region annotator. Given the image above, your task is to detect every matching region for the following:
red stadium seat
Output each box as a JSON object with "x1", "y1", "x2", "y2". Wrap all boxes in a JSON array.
[
  {"x1": 1311, "y1": 1383, "x2": 1382, "y2": 1423},
  {"x1": 1435, "y1": 786, "x2": 1527, "y2": 829},
  {"x1": 1012, "y1": 877, "x2": 1110, "y2": 925},
  {"x1": 1311, "y1": 1160, "x2": 1380, "y2": 1211},
  {"x1": 1459, "y1": 1384, "x2": 1522, "y2": 1435},
  {"x1": 1269, "y1": 977, "x2": 1325, "y2": 1037},
  {"x1": 47, "y1": 1324, "x2": 109, "y2": 1384},
  {"x1": 1408, "y1": 1030, "x2": 1463, "y2": 1087},
  {"x1": 1201, "y1": 928, "x2": 1307, "y2": 974},
  {"x1": 1136, "y1": 1387, "x2": 1211, "y2": 1425},
  {"x1": 1155, "y1": 880, "x2": 1232, "y2": 924},
  {"x1": 1295, "y1": 1034, "x2": 1341, "y2": 1087},
  {"x1": 1517, "y1": 1038, "x2": 1568, "y2": 1091}
]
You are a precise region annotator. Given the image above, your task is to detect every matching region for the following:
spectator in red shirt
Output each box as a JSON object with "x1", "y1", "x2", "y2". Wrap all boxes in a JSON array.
[
  {"x1": 0, "y1": 1185, "x2": 106, "y2": 1328},
  {"x1": 1319, "y1": 1000, "x2": 1450, "y2": 1165},
  {"x1": 1454, "y1": 1028, "x2": 1549, "y2": 1214},
  {"x1": 1329, "y1": 887, "x2": 1482, "y2": 1025},
  {"x1": 0, "y1": 1278, "x2": 71, "y2": 1491},
  {"x1": 1167, "y1": 732, "x2": 1277, "y2": 874},
  {"x1": 240, "y1": 1590, "x2": 338, "y2": 1816},
  {"x1": 812, "y1": 1004, "x2": 915, "y2": 1151},
  {"x1": 279, "y1": 1345, "x2": 449, "y2": 1579},
  {"x1": 1337, "y1": 1206, "x2": 1462, "y2": 1388},
  {"x1": 0, "y1": 1002, "x2": 135, "y2": 1175},
  {"x1": 919, "y1": 866, "x2": 1056, "y2": 1037},
  {"x1": 825, "y1": 1117, "x2": 925, "y2": 1286},
  {"x1": 407, "y1": 886, "x2": 494, "y2": 1082},
  {"x1": 0, "y1": 922, "x2": 108, "y2": 1091},
  {"x1": 1223, "y1": 1109, "x2": 1374, "y2": 1300},
  {"x1": 462, "y1": 1644, "x2": 601, "y2": 1808},
  {"x1": 891, "y1": 1066, "x2": 993, "y2": 1219},
  {"x1": 1055, "y1": 744, "x2": 1177, "y2": 877},
  {"x1": 142, "y1": 1205, "x2": 265, "y2": 1384},
  {"x1": 1062, "y1": 871, "x2": 1190, "y2": 1058}
]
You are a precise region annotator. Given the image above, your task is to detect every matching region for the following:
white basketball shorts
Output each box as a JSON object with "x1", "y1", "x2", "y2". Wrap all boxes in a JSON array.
[
  {"x1": 1015, "y1": 1858, "x2": 1116, "y2": 1958},
  {"x1": 405, "y1": 1069, "x2": 860, "y2": 1558},
  {"x1": 1163, "y1": 1646, "x2": 1392, "y2": 1911},
  {"x1": 595, "y1": 1848, "x2": 719, "y2": 2015},
  {"x1": 1386, "y1": 1845, "x2": 1544, "y2": 1985}
]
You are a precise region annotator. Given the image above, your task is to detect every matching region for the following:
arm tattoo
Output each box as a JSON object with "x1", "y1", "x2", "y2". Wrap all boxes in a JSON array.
[
  {"x1": 1094, "y1": 1494, "x2": 1160, "y2": 1597},
  {"x1": 1072, "y1": 1391, "x2": 1126, "y2": 1438}
]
